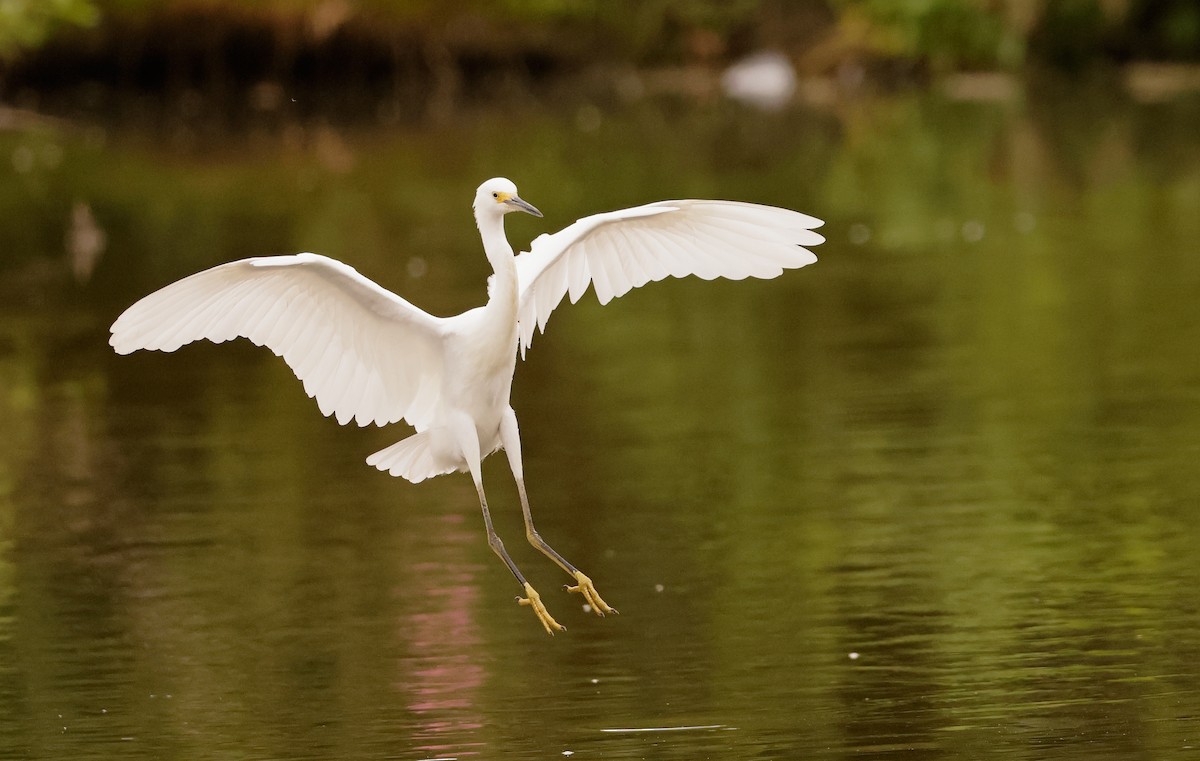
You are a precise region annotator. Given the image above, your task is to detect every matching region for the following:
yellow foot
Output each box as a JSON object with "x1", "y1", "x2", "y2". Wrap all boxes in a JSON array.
[
  {"x1": 518, "y1": 583, "x2": 565, "y2": 635},
  {"x1": 566, "y1": 571, "x2": 618, "y2": 616}
]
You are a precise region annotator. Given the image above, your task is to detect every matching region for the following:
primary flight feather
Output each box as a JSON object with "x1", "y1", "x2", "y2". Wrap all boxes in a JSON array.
[{"x1": 110, "y1": 178, "x2": 824, "y2": 634}]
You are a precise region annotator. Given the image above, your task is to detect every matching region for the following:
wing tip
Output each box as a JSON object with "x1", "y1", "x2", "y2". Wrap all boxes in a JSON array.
[{"x1": 109, "y1": 327, "x2": 153, "y2": 355}]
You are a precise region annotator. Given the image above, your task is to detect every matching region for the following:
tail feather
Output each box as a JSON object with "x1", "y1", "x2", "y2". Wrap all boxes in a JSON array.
[{"x1": 366, "y1": 432, "x2": 458, "y2": 483}]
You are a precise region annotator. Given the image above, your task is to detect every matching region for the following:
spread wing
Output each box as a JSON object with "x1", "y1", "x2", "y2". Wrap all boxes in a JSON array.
[
  {"x1": 514, "y1": 200, "x2": 824, "y2": 354},
  {"x1": 110, "y1": 253, "x2": 447, "y2": 430}
]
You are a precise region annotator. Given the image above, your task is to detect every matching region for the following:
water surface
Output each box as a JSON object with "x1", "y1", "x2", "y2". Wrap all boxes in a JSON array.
[{"x1": 1, "y1": 81, "x2": 1199, "y2": 759}]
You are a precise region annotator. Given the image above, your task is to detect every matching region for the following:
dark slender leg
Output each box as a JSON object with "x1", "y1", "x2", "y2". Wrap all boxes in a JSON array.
[
  {"x1": 471, "y1": 479, "x2": 564, "y2": 635},
  {"x1": 500, "y1": 407, "x2": 617, "y2": 616},
  {"x1": 476, "y1": 482, "x2": 527, "y2": 584},
  {"x1": 455, "y1": 414, "x2": 563, "y2": 636},
  {"x1": 514, "y1": 478, "x2": 618, "y2": 616}
]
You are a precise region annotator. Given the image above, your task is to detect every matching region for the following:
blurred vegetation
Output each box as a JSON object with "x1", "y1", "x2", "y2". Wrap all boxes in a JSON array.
[
  {"x1": 830, "y1": 0, "x2": 1200, "y2": 71},
  {"x1": 0, "y1": 0, "x2": 1198, "y2": 98},
  {"x1": 0, "y1": 0, "x2": 99, "y2": 55}
]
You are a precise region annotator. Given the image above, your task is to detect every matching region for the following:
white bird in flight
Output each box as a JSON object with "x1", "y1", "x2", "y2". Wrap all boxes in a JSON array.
[{"x1": 110, "y1": 178, "x2": 824, "y2": 634}]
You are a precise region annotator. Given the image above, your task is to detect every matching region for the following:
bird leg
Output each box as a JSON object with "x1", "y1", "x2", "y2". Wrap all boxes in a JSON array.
[
  {"x1": 457, "y1": 415, "x2": 562, "y2": 635},
  {"x1": 499, "y1": 406, "x2": 617, "y2": 617},
  {"x1": 474, "y1": 478, "x2": 564, "y2": 635},
  {"x1": 515, "y1": 478, "x2": 618, "y2": 617}
]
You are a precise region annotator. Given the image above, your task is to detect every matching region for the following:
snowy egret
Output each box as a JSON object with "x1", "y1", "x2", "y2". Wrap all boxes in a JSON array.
[{"x1": 110, "y1": 178, "x2": 824, "y2": 634}]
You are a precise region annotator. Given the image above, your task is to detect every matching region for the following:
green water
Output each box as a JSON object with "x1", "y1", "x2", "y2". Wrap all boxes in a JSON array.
[{"x1": 1, "y1": 80, "x2": 1199, "y2": 759}]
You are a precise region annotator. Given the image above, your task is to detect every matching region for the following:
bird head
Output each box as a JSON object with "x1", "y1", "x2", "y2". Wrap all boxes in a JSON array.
[{"x1": 474, "y1": 178, "x2": 543, "y2": 219}]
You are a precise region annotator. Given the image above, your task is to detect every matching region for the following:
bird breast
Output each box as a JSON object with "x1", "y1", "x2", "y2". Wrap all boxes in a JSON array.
[{"x1": 441, "y1": 302, "x2": 518, "y2": 422}]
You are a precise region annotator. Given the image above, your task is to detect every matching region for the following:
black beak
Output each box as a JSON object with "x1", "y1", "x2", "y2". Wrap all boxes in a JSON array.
[{"x1": 507, "y1": 195, "x2": 543, "y2": 218}]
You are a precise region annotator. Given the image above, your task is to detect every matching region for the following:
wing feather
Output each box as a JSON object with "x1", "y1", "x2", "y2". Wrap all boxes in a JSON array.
[
  {"x1": 609, "y1": 228, "x2": 643, "y2": 295},
  {"x1": 566, "y1": 242, "x2": 591, "y2": 303},
  {"x1": 515, "y1": 198, "x2": 823, "y2": 353},
  {"x1": 590, "y1": 239, "x2": 619, "y2": 304},
  {"x1": 110, "y1": 253, "x2": 448, "y2": 429}
]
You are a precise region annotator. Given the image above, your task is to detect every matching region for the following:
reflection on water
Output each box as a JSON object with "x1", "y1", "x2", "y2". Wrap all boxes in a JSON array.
[{"x1": 1, "y1": 79, "x2": 1199, "y2": 759}]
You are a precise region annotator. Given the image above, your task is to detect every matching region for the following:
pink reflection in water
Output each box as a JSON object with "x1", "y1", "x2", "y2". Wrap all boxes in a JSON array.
[{"x1": 397, "y1": 509, "x2": 488, "y2": 756}]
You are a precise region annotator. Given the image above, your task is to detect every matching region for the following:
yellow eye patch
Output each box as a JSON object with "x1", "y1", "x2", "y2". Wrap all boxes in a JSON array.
[{"x1": 494, "y1": 191, "x2": 512, "y2": 203}]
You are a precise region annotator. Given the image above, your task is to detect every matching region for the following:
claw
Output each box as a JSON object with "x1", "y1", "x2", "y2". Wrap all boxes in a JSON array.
[
  {"x1": 518, "y1": 583, "x2": 565, "y2": 635},
  {"x1": 566, "y1": 571, "x2": 618, "y2": 616}
]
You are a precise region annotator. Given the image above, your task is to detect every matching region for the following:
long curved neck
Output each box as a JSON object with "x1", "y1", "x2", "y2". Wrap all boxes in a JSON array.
[{"x1": 476, "y1": 211, "x2": 518, "y2": 314}]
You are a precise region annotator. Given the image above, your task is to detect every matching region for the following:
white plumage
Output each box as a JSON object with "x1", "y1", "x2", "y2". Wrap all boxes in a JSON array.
[
  {"x1": 110, "y1": 177, "x2": 823, "y2": 634},
  {"x1": 514, "y1": 199, "x2": 822, "y2": 354},
  {"x1": 111, "y1": 253, "x2": 447, "y2": 429}
]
